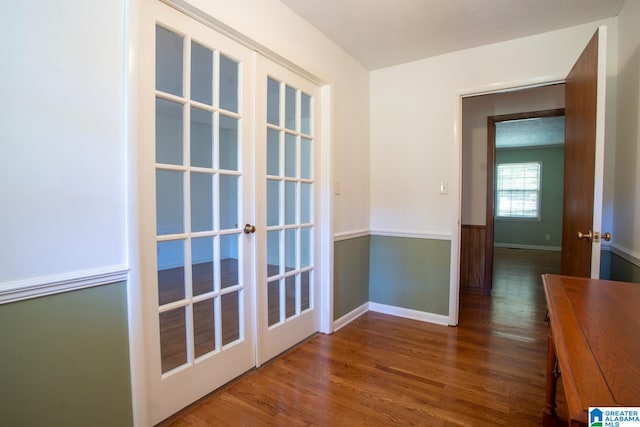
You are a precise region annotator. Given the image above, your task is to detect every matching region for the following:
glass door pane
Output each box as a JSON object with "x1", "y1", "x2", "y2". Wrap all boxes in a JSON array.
[{"x1": 155, "y1": 24, "x2": 247, "y2": 375}]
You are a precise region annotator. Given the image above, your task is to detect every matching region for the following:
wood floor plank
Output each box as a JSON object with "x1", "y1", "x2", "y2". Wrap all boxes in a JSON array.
[{"x1": 159, "y1": 248, "x2": 564, "y2": 426}]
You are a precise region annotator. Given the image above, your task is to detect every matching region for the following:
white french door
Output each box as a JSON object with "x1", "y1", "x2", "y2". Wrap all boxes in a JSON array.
[
  {"x1": 140, "y1": 1, "x2": 255, "y2": 424},
  {"x1": 139, "y1": 1, "x2": 323, "y2": 424},
  {"x1": 255, "y1": 59, "x2": 322, "y2": 365}
]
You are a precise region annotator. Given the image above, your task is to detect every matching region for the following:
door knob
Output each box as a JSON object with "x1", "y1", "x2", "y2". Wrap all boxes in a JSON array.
[
  {"x1": 592, "y1": 231, "x2": 612, "y2": 242},
  {"x1": 243, "y1": 224, "x2": 256, "y2": 234},
  {"x1": 577, "y1": 230, "x2": 593, "y2": 241}
]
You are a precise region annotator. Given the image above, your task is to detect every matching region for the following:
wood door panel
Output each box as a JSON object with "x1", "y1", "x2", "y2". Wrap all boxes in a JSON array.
[
  {"x1": 561, "y1": 31, "x2": 599, "y2": 277},
  {"x1": 460, "y1": 225, "x2": 487, "y2": 293}
]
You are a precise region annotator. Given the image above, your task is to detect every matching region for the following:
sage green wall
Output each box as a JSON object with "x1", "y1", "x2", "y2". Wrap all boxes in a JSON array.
[
  {"x1": 369, "y1": 236, "x2": 450, "y2": 315},
  {"x1": 494, "y1": 145, "x2": 564, "y2": 248},
  {"x1": 0, "y1": 283, "x2": 133, "y2": 427},
  {"x1": 334, "y1": 236, "x2": 370, "y2": 319},
  {"x1": 600, "y1": 249, "x2": 612, "y2": 280},
  {"x1": 609, "y1": 251, "x2": 640, "y2": 283}
]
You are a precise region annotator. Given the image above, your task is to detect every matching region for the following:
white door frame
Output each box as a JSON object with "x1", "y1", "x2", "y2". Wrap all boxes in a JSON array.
[{"x1": 590, "y1": 26, "x2": 608, "y2": 278}]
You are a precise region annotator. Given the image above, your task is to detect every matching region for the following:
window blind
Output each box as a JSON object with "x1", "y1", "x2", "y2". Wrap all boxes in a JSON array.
[{"x1": 496, "y1": 162, "x2": 541, "y2": 219}]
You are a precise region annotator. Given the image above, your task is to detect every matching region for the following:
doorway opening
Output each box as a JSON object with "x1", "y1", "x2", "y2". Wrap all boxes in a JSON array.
[
  {"x1": 459, "y1": 84, "x2": 565, "y2": 300},
  {"x1": 487, "y1": 109, "x2": 565, "y2": 294}
]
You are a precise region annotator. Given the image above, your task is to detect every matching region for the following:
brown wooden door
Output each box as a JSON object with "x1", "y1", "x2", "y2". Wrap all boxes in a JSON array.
[{"x1": 561, "y1": 28, "x2": 606, "y2": 277}]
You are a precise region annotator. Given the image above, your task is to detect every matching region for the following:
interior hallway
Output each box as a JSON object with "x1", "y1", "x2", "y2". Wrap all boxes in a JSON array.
[{"x1": 160, "y1": 248, "x2": 563, "y2": 426}]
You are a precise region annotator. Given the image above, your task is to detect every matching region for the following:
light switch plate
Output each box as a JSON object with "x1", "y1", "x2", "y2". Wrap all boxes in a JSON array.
[{"x1": 440, "y1": 181, "x2": 448, "y2": 195}]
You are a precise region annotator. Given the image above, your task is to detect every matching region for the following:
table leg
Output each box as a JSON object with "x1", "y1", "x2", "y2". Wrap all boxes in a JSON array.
[{"x1": 543, "y1": 334, "x2": 559, "y2": 427}]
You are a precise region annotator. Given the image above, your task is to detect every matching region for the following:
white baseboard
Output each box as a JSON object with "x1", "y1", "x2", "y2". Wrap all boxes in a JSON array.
[
  {"x1": 333, "y1": 302, "x2": 369, "y2": 332},
  {"x1": 332, "y1": 301, "x2": 451, "y2": 331},
  {"x1": 369, "y1": 302, "x2": 450, "y2": 326}
]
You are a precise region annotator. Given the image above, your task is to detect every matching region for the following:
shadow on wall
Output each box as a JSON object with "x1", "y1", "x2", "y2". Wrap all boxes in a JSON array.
[{"x1": 613, "y1": 44, "x2": 640, "y2": 263}]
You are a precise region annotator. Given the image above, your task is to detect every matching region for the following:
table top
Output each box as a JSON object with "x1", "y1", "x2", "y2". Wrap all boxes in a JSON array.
[{"x1": 543, "y1": 274, "x2": 640, "y2": 423}]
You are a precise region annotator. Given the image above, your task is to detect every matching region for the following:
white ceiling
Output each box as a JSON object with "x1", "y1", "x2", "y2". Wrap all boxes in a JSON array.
[
  {"x1": 280, "y1": 0, "x2": 625, "y2": 70},
  {"x1": 496, "y1": 116, "x2": 565, "y2": 149}
]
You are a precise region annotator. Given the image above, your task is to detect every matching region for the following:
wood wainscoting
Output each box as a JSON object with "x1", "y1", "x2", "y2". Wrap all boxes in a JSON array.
[{"x1": 460, "y1": 224, "x2": 489, "y2": 294}]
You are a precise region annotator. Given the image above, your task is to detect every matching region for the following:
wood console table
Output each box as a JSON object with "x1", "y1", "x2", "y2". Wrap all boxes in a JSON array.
[{"x1": 542, "y1": 274, "x2": 640, "y2": 426}]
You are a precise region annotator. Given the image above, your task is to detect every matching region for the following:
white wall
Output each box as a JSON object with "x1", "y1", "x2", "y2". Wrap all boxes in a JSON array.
[
  {"x1": 183, "y1": 0, "x2": 371, "y2": 235},
  {"x1": 371, "y1": 18, "x2": 618, "y2": 238},
  {"x1": 614, "y1": 0, "x2": 640, "y2": 257},
  {"x1": 1, "y1": 1, "x2": 126, "y2": 284}
]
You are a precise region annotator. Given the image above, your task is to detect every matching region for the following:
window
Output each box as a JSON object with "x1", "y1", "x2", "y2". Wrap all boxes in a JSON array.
[{"x1": 496, "y1": 162, "x2": 541, "y2": 219}]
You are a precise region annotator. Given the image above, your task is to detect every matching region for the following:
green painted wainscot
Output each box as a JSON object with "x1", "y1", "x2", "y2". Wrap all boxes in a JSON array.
[
  {"x1": 608, "y1": 249, "x2": 640, "y2": 283},
  {"x1": 0, "y1": 282, "x2": 133, "y2": 427},
  {"x1": 334, "y1": 235, "x2": 371, "y2": 320},
  {"x1": 369, "y1": 235, "x2": 450, "y2": 316}
]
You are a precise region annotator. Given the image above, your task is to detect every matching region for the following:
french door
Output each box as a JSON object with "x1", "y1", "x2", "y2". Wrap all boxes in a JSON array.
[
  {"x1": 139, "y1": 1, "x2": 322, "y2": 423},
  {"x1": 140, "y1": 2, "x2": 255, "y2": 423},
  {"x1": 255, "y1": 59, "x2": 322, "y2": 365}
]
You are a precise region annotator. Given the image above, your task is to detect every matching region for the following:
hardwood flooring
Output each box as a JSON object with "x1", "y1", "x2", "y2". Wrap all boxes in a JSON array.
[{"x1": 159, "y1": 248, "x2": 563, "y2": 426}]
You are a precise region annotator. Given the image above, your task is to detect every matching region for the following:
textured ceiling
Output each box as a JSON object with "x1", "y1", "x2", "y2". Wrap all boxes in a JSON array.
[
  {"x1": 496, "y1": 116, "x2": 565, "y2": 149},
  {"x1": 281, "y1": 0, "x2": 625, "y2": 69}
]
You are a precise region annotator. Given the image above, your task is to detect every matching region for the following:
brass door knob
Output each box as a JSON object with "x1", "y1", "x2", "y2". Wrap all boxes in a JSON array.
[
  {"x1": 577, "y1": 230, "x2": 593, "y2": 241},
  {"x1": 602, "y1": 232, "x2": 612, "y2": 241},
  {"x1": 243, "y1": 224, "x2": 256, "y2": 234}
]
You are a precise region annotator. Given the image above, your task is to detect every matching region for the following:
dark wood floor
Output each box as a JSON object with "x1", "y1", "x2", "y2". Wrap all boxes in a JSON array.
[{"x1": 159, "y1": 248, "x2": 563, "y2": 426}]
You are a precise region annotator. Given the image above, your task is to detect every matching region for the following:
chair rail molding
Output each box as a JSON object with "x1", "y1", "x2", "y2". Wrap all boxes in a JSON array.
[
  {"x1": 370, "y1": 229, "x2": 451, "y2": 240},
  {"x1": 0, "y1": 265, "x2": 130, "y2": 304}
]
